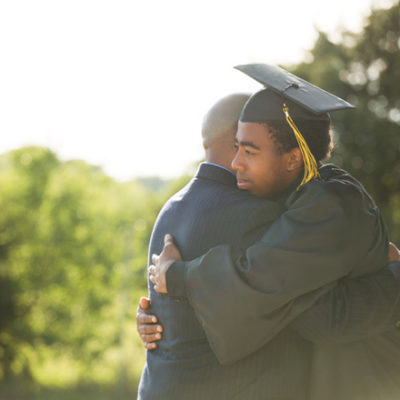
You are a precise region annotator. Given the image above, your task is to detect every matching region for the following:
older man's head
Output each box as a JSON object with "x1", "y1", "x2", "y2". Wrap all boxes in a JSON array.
[{"x1": 201, "y1": 93, "x2": 250, "y2": 170}]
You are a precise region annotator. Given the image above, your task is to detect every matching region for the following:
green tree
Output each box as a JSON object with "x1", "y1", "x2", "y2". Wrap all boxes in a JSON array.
[
  {"x1": 289, "y1": 0, "x2": 400, "y2": 242},
  {"x1": 0, "y1": 146, "x2": 159, "y2": 386},
  {"x1": 0, "y1": 147, "x2": 60, "y2": 379}
]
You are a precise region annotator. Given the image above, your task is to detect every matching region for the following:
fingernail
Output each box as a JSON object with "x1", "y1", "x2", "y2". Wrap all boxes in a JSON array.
[
  {"x1": 165, "y1": 234, "x2": 171, "y2": 240},
  {"x1": 152, "y1": 317, "x2": 157, "y2": 323},
  {"x1": 157, "y1": 325, "x2": 162, "y2": 332},
  {"x1": 156, "y1": 333, "x2": 161, "y2": 339}
]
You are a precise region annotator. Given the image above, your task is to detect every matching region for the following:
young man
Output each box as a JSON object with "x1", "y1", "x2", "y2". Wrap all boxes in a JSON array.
[{"x1": 146, "y1": 65, "x2": 400, "y2": 399}]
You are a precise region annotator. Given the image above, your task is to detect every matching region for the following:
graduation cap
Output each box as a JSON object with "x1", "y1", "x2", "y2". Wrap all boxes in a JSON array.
[
  {"x1": 234, "y1": 63, "x2": 355, "y2": 187},
  {"x1": 235, "y1": 63, "x2": 354, "y2": 116}
]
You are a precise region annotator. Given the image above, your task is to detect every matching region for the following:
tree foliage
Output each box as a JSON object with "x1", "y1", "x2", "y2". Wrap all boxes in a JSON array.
[
  {"x1": 290, "y1": 0, "x2": 400, "y2": 241},
  {"x1": 0, "y1": 146, "x2": 173, "y2": 386}
]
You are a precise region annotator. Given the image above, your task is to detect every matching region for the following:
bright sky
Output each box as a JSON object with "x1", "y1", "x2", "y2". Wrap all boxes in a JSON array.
[{"x1": 0, "y1": 0, "x2": 393, "y2": 180}]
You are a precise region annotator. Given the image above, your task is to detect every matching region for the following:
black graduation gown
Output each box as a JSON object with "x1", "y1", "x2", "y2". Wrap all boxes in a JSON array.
[{"x1": 167, "y1": 164, "x2": 400, "y2": 398}]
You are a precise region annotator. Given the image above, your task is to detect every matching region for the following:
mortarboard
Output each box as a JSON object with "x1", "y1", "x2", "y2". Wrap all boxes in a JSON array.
[
  {"x1": 235, "y1": 63, "x2": 354, "y2": 117},
  {"x1": 234, "y1": 63, "x2": 355, "y2": 186}
]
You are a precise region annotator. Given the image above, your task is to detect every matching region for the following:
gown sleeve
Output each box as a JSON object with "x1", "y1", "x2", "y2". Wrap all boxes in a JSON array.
[{"x1": 291, "y1": 266, "x2": 400, "y2": 343}]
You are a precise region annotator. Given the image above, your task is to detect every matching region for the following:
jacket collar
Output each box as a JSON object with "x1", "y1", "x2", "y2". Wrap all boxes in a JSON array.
[{"x1": 195, "y1": 162, "x2": 237, "y2": 188}]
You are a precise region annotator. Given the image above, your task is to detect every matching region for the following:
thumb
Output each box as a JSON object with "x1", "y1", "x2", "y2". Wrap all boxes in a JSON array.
[{"x1": 164, "y1": 233, "x2": 174, "y2": 245}]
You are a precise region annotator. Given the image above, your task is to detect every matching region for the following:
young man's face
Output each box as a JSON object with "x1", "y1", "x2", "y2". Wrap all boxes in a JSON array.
[{"x1": 232, "y1": 121, "x2": 297, "y2": 198}]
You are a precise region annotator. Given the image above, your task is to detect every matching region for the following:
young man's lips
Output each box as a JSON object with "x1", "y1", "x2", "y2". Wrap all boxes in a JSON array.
[{"x1": 237, "y1": 179, "x2": 252, "y2": 189}]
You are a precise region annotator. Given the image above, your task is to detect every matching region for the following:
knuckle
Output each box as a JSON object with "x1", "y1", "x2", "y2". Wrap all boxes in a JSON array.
[
  {"x1": 140, "y1": 316, "x2": 150, "y2": 325},
  {"x1": 142, "y1": 334, "x2": 153, "y2": 343},
  {"x1": 143, "y1": 325, "x2": 154, "y2": 334}
]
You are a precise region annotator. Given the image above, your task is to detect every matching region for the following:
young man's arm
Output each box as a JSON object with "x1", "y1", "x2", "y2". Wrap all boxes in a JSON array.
[
  {"x1": 140, "y1": 262, "x2": 400, "y2": 351},
  {"x1": 150, "y1": 179, "x2": 391, "y2": 364},
  {"x1": 143, "y1": 242, "x2": 400, "y2": 351},
  {"x1": 291, "y1": 261, "x2": 400, "y2": 343}
]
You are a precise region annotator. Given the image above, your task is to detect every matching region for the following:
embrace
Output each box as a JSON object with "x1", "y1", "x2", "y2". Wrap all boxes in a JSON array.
[{"x1": 137, "y1": 64, "x2": 400, "y2": 400}]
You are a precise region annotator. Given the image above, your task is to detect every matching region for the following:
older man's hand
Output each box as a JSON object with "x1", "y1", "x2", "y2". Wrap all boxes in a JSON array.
[
  {"x1": 136, "y1": 297, "x2": 163, "y2": 350},
  {"x1": 149, "y1": 234, "x2": 182, "y2": 294}
]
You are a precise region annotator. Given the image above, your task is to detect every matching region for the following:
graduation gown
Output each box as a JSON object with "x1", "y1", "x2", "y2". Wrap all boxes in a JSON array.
[{"x1": 166, "y1": 164, "x2": 400, "y2": 398}]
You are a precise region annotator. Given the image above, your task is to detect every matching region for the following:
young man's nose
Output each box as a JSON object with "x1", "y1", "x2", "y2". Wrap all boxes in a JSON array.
[{"x1": 231, "y1": 151, "x2": 244, "y2": 172}]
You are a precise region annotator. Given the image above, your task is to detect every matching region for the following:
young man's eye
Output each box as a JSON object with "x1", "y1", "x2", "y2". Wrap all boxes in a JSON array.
[{"x1": 245, "y1": 149, "x2": 255, "y2": 155}]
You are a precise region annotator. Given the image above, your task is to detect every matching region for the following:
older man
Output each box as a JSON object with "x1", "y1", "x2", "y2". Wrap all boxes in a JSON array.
[{"x1": 138, "y1": 93, "x2": 289, "y2": 399}]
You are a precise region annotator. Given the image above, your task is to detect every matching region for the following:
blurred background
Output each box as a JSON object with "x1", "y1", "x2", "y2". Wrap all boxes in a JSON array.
[{"x1": 0, "y1": 0, "x2": 399, "y2": 398}]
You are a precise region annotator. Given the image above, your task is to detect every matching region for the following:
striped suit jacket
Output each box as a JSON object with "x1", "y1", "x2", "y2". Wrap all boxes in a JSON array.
[{"x1": 138, "y1": 163, "x2": 312, "y2": 400}]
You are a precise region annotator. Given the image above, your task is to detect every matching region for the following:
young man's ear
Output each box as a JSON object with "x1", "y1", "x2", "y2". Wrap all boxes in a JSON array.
[{"x1": 287, "y1": 148, "x2": 303, "y2": 171}]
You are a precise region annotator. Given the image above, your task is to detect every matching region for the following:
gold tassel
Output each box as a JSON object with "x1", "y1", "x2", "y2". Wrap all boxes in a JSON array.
[{"x1": 282, "y1": 103, "x2": 321, "y2": 189}]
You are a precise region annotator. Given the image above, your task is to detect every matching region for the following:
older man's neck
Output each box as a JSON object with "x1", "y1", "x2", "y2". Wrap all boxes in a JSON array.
[{"x1": 205, "y1": 148, "x2": 234, "y2": 171}]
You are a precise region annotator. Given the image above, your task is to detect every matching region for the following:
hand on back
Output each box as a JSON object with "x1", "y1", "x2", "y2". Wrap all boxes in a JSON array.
[
  {"x1": 136, "y1": 297, "x2": 163, "y2": 350},
  {"x1": 149, "y1": 234, "x2": 182, "y2": 293}
]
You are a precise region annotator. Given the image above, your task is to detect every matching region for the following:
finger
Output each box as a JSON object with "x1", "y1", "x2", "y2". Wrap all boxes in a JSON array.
[
  {"x1": 139, "y1": 297, "x2": 151, "y2": 310},
  {"x1": 145, "y1": 342, "x2": 158, "y2": 350},
  {"x1": 148, "y1": 265, "x2": 155, "y2": 275},
  {"x1": 137, "y1": 312, "x2": 158, "y2": 325},
  {"x1": 149, "y1": 275, "x2": 156, "y2": 285},
  {"x1": 141, "y1": 332, "x2": 163, "y2": 343},
  {"x1": 138, "y1": 324, "x2": 158, "y2": 336},
  {"x1": 151, "y1": 254, "x2": 159, "y2": 264},
  {"x1": 138, "y1": 324, "x2": 163, "y2": 335}
]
